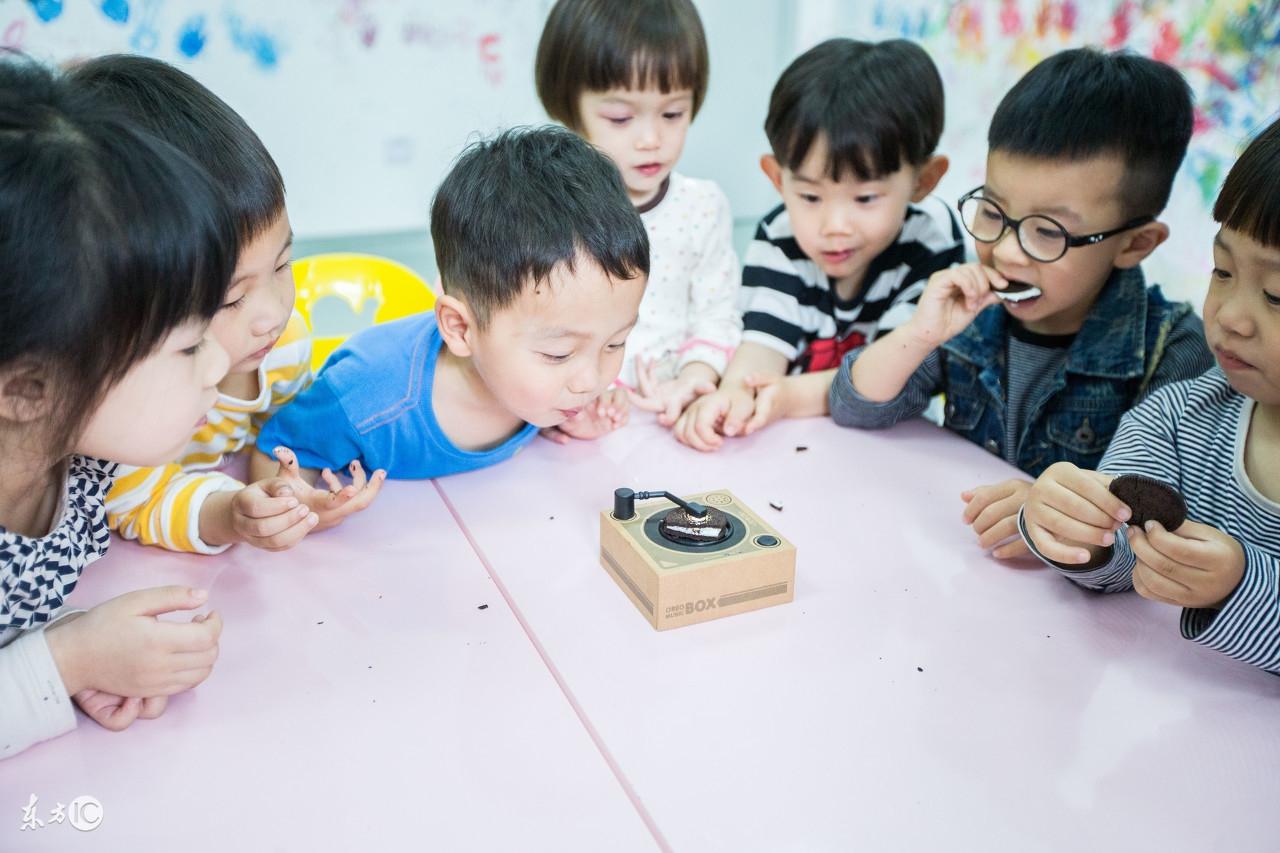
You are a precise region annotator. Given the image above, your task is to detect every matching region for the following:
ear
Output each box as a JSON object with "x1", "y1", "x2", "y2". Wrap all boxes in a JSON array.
[
  {"x1": 1112, "y1": 220, "x2": 1170, "y2": 269},
  {"x1": 910, "y1": 155, "x2": 949, "y2": 202},
  {"x1": 434, "y1": 294, "x2": 479, "y2": 358},
  {"x1": 0, "y1": 362, "x2": 52, "y2": 424},
  {"x1": 760, "y1": 154, "x2": 784, "y2": 193}
]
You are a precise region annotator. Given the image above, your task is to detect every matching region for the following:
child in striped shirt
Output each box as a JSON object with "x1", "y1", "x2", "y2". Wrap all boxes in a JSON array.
[
  {"x1": 674, "y1": 39, "x2": 961, "y2": 451},
  {"x1": 70, "y1": 57, "x2": 382, "y2": 555},
  {"x1": 1020, "y1": 117, "x2": 1280, "y2": 675}
]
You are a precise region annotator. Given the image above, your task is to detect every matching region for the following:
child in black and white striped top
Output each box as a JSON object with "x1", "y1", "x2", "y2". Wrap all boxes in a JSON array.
[{"x1": 1020, "y1": 117, "x2": 1280, "y2": 674}]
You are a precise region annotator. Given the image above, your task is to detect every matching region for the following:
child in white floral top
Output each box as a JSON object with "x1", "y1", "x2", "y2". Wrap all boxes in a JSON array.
[{"x1": 536, "y1": 0, "x2": 742, "y2": 425}]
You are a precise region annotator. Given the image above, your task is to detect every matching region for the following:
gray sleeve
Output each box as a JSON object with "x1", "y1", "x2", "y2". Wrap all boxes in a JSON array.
[
  {"x1": 829, "y1": 346, "x2": 944, "y2": 430},
  {"x1": 0, "y1": 624, "x2": 78, "y2": 759}
]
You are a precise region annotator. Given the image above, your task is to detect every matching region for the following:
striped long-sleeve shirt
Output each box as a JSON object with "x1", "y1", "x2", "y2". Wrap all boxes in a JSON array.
[
  {"x1": 739, "y1": 195, "x2": 965, "y2": 372},
  {"x1": 1019, "y1": 368, "x2": 1280, "y2": 674},
  {"x1": 105, "y1": 310, "x2": 312, "y2": 554}
]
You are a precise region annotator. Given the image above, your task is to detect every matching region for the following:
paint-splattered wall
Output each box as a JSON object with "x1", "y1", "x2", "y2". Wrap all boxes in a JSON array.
[
  {"x1": 797, "y1": 0, "x2": 1280, "y2": 305},
  {"x1": 6, "y1": 0, "x2": 553, "y2": 240},
  {"x1": 7, "y1": 0, "x2": 1276, "y2": 305}
]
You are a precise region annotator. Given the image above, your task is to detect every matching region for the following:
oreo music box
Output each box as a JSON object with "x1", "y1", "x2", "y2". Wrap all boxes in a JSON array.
[{"x1": 599, "y1": 488, "x2": 796, "y2": 630}]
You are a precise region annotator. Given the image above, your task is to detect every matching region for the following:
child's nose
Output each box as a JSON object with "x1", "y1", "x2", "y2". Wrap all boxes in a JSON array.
[
  {"x1": 636, "y1": 118, "x2": 660, "y2": 150},
  {"x1": 250, "y1": 300, "x2": 285, "y2": 336},
  {"x1": 1216, "y1": 291, "x2": 1256, "y2": 338},
  {"x1": 205, "y1": 336, "x2": 231, "y2": 386},
  {"x1": 990, "y1": 227, "x2": 1031, "y2": 267},
  {"x1": 566, "y1": 360, "x2": 601, "y2": 396},
  {"x1": 821, "y1": 206, "x2": 853, "y2": 235}
]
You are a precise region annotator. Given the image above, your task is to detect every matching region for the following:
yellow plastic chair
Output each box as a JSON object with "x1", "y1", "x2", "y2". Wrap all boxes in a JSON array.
[{"x1": 292, "y1": 253, "x2": 436, "y2": 372}]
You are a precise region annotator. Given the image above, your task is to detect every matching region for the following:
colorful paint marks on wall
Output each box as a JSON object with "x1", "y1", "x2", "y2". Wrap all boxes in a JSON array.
[
  {"x1": 177, "y1": 13, "x2": 206, "y2": 57},
  {"x1": 11, "y1": 1, "x2": 284, "y2": 71},
  {"x1": 858, "y1": 0, "x2": 1280, "y2": 205},
  {"x1": 25, "y1": 0, "x2": 63, "y2": 24},
  {"x1": 99, "y1": 0, "x2": 129, "y2": 25}
]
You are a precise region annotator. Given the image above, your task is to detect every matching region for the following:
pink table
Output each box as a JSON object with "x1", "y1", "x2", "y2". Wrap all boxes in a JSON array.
[
  {"x1": 435, "y1": 417, "x2": 1280, "y2": 852},
  {"x1": 1, "y1": 481, "x2": 655, "y2": 851}
]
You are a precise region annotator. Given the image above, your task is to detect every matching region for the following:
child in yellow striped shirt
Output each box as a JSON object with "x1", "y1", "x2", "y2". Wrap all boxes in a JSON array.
[{"x1": 71, "y1": 57, "x2": 383, "y2": 554}]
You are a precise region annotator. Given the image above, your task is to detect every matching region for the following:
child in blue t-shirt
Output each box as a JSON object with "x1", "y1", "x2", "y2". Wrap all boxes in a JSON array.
[{"x1": 254, "y1": 127, "x2": 649, "y2": 482}]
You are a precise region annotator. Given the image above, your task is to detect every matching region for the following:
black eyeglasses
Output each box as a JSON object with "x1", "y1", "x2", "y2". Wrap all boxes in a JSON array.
[{"x1": 957, "y1": 188, "x2": 1154, "y2": 263}]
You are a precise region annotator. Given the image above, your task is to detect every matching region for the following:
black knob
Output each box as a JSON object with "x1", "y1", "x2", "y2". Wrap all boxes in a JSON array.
[{"x1": 613, "y1": 488, "x2": 636, "y2": 520}]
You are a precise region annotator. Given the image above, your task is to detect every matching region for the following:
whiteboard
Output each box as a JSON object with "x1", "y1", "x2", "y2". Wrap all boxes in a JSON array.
[{"x1": 8, "y1": 0, "x2": 554, "y2": 238}]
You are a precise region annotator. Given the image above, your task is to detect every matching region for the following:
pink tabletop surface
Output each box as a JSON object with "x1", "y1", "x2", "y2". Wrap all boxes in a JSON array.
[
  {"x1": 435, "y1": 416, "x2": 1280, "y2": 852},
  {"x1": 1, "y1": 481, "x2": 656, "y2": 852}
]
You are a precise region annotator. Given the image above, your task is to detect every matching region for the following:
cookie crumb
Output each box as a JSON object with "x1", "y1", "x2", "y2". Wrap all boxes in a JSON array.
[
  {"x1": 916, "y1": 666, "x2": 924, "y2": 672},
  {"x1": 795, "y1": 445, "x2": 808, "y2": 452},
  {"x1": 477, "y1": 604, "x2": 489, "y2": 610}
]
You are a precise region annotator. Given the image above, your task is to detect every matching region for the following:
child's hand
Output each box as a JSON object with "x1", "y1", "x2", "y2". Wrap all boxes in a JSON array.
[
  {"x1": 627, "y1": 359, "x2": 718, "y2": 427},
  {"x1": 1128, "y1": 519, "x2": 1246, "y2": 609},
  {"x1": 270, "y1": 446, "x2": 385, "y2": 532},
  {"x1": 72, "y1": 689, "x2": 168, "y2": 732},
  {"x1": 1023, "y1": 462, "x2": 1129, "y2": 564},
  {"x1": 540, "y1": 388, "x2": 629, "y2": 444},
  {"x1": 961, "y1": 479, "x2": 1032, "y2": 559},
  {"x1": 220, "y1": 478, "x2": 318, "y2": 551},
  {"x1": 45, "y1": 587, "x2": 223, "y2": 699},
  {"x1": 740, "y1": 374, "x2": 790, "y2": 435},
  {"x1": 905, "y1": 263, "x2": 1006, "y2": 349},
  {"x1": 672, "y1": 384, "x2": 755, "y2": 452}
]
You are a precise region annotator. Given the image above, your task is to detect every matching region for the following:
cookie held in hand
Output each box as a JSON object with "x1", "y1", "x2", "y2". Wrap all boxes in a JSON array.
[{"x1": 1109, "y1": 474, "x2": 1187, "y2": 530}]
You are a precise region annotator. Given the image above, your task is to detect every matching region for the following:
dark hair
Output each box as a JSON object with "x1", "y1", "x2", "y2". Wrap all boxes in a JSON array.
[
  {"x1": 765, "y1": 38, "x2": 944, "y2": 182},
  {"x1": 535, "y1": 0, "x2": 708, "y2": 130},
  {"x1": 67, "y1": 54, "x2": 285, "y2": 243},
  {"x1": 1214, "y1": 118, "x2": 1280, "y2": 249},
  {"x1": 430, "y1": 126, "x2": 649, "y2": 326},
  {"x1": 988, "y1": 47, "x2": 1193, "y2": 217},
  {"x1": 0, "y1": 54, "x2": 236, "y2": 454}
]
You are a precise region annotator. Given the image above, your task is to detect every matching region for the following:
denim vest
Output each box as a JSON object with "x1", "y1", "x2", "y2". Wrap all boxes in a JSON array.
[{"x1": 939, "y1": 267, "x2": 1193, "y2": 477}]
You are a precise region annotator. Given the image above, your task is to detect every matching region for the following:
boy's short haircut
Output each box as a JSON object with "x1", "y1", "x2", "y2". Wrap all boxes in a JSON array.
[
  {"x1": 535, "y1": 0, "x2": 708, "y2": 130},
  {"x1": 988, "y1": 47, "x2": 1193, "y2": 219},
  {"x1": 67, "y1": 54, "x2": 285, "y2": 243},
  {"x1": 430, "y1": 126, "x2": 649, "y2": 326},
  {"x1": 764, "y1": 38, "x2": 944, "y2": 182},
  {"x1": 1214, "y1": 117, "x2": 1280, "y2": 250}
]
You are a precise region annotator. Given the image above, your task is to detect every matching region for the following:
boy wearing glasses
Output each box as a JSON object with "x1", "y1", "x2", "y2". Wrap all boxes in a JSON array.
[{"x1": 830, "y1": 48, "x2": 1213, "y2": 559}]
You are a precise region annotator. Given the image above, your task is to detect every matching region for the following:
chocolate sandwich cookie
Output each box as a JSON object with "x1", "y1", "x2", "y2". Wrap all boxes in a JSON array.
[
  {"x1": 1108, "y1": 474, "x2": 1187, "y2": 530},
  {"x1": 995, "y1": 280, "x2": 1042, "y2": 303}
]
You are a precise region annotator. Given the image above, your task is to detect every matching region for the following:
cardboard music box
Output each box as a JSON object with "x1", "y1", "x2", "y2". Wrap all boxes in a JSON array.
[{"x1": 599, "y1": 488, "x2": 796, "y2": 630}]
